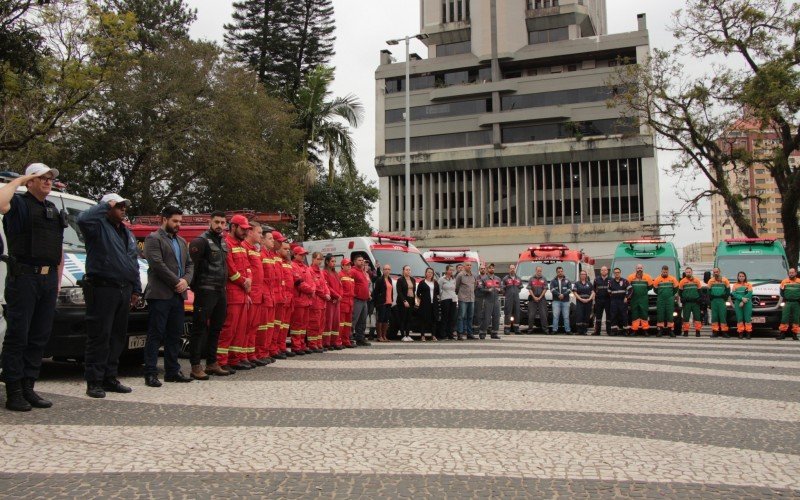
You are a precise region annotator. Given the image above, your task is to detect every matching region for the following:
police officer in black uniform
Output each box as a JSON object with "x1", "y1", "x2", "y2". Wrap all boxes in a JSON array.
[
  {"x1": 187, "y1": 210, "x2": 230, "y2": 379},
  {"x1": 608, "y1": 267, "x2": 632, "y2": 337},
  {"x1": 593, "y1": 266, "x2": 612, "y2": 336},
  {"x1": 0, "y1": 164, "x2": 65, "y2": 412}
]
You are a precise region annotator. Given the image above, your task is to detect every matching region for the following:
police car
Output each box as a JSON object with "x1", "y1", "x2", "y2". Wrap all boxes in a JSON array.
[{"x1": 0, "y1": 173, "x2": 150, "y2": 362}]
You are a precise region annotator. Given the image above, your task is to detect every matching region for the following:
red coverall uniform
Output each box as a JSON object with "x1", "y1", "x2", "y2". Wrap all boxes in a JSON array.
[
  {"x1": 308, "y1": 265, "x2": 329, "y2": 350},
  {"x1": 218, "y1": 234, "x2": 251, "y2": 367},
  {"x1": 339, "y1": 269, "x2": 355, "y2": 347},
  {"x1": 238, "y1": 240, "x2": 264, "y2": 365},
  {"x1": 324, "y1": 269, "x2": 342, "y2": 348},
  {"x1": 273, "y1": 257, "x2": 294, "y2": 355},
  {"x1": 256, "y1": 247, "x2": 276, "y2": 361},
  {"x1": 290, "y1": 260, "x2": 315, "y2": 352}
]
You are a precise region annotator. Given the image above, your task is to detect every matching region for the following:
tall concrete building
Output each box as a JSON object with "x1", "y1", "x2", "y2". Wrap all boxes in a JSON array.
[
  {"x1": 710, "y1": 118, "x2": 799, "y2": 249},
  {"x1": 374, "y1": 0, "x2": 659, "y2": 266}
]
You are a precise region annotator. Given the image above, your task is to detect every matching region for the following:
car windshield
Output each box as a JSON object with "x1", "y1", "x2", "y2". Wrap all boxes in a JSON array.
[
  {"x1": 717, "y1": 255, "x2": 788, "y2": 282},
  {"x1": 47, "y1": 195, "x2": 93, "y2": 251},
  {"x1": 614, "y1": 258, "x2": 676, "y2": 277},
  {"x1": 427, "y1": 261, "x2": 451, "y2": 276},
  {"x1": 372, "y1": 249, "x2": 431, "y2": 278},
  {"x1": 517, "y1": 261, "x2": 577, "y2": 281}
]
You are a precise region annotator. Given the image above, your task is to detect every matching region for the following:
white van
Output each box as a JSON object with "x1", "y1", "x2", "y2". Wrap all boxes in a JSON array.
[
  {"x1": 422, "y1": 248, "x2": 481, "y2": 276},
  {"x1": 0, "y1": 174, "x2": 150, "y2": 361},
  {"x1": 303, "y1": 233, "x2": 430, "y2": 278}
]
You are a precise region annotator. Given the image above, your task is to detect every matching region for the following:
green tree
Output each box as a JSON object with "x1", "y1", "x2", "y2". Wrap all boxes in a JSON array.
[
  {"x1": 100, "y1": 0, "x2": 196, "y2": 51},
  {"x1": 294, "y1": 65, "x2": 363, "y2": 239},
  {"x1": 302, "y1": 173, "x2": 379, "y2": 240},
  {"x1": 284, "y1": 0, "x2": 335, "y2": 98},
  {"x1": 0, "y1": 0, "x2": 46, "y2": 91},
  {"x1": 612, "y1": 0, "x2": 800, "y2": 265},
  {"x1": 0, "y1": 0, "x2": 135, "y2": 156}
]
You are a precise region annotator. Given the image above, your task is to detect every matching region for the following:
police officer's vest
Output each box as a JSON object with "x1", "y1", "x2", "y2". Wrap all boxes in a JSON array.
[
  {"x1": 7, "y1": 193, "x2": 63, "y2": 266},
  {"x1": 193, "y1": 230, "x2": 228, "y2": 291}
]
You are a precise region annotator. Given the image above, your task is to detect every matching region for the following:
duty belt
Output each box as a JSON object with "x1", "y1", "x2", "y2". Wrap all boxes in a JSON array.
[
  {"x1": 82, "y1": 276, "x2": 128, "y2": 288},
  {"x1": 16, "y1": 263, "x2": 55, "y2": 275}
]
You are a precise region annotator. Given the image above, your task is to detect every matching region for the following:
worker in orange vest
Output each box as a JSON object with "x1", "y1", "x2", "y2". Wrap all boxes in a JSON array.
[
  {"x1": 271, "y1": 232, "x2": 293, "y2": 358},
  {"x1": 237, "y1": 221, "x2": 264, "y2": 369},
  {"x1": 338, "y1": 259, "x2": 355, "y2": 348},
  {"x1": 217, "y1": 215, "x2": 252, "y2": 372},
  {"x1": 289, "y1": 245, "x2": 315, "y2": 355},
  {"x1": 323, "y1": 254, "x2": 343, "y2": 350},
  {"x1": 255, "y1": 226, "x2": 276, "y2": 365}
]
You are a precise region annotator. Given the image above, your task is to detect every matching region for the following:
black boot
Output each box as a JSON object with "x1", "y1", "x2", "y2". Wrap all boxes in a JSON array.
[
  {"x1": 21, "y1": 378, "x2": 52, "y2": 408},
  {"x1": 5, "y1": 381, "x2": 31, "y2": 412},
  {"x1": 669, "y1": 329, "x2": 676, "y2": 338},
  {"x1": 592, "y1": 323, "x2": 601, "y2": 336},
  {"x1": 656, "y1": 328, "x2": 663, "y2": 338},
  {"x1": 86, "y1": 381, "x2": 106, "y2": 399},
  {"x1": 777, "y1": 333, "x2": 786, "y2": 340},
  {"x1": 793, "y1": 333, "x2": 799, "y2": 341}
]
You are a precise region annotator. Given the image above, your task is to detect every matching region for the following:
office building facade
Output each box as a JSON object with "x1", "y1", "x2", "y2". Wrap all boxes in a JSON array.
[{"x1": 375, "y1": 0, "x2": 659, "y2": 265}]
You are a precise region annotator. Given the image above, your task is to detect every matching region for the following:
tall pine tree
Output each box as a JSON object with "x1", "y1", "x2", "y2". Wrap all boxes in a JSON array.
[
  {"x1": 285, "y1": 0, "x2": 335, "y2": 99},
  {"x1": 224, "y1": 0, "x2": 292, "y2": 91},
  {"x1": 224, "y1": 0, "x2": 335, "y2": 100}
]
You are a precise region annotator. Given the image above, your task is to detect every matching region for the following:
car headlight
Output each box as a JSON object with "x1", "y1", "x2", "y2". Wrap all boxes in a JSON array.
[
  {"x1": 725, "y1": 301, "x2": 731, "y2": 307},
  {"x1": 780, "y1": 302, "x2": 786, "y2": 308},
  {"x1": 58, "y1": 286, "x2": 85, "y2": 306},
  {"x1": 509, "y1": 316, "x2": 515, "y2": 322}
]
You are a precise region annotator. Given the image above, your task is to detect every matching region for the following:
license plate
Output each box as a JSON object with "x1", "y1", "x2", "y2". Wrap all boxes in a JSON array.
[
  {"x1": 128, "y1": 335, "x2": 147, "y2": 349},
  {"x1": 752, "y1": 316, "x2": 766, "y2": 324}
]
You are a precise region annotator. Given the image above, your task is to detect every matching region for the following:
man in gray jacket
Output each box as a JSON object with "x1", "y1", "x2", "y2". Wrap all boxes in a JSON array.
[
  {"x1": 78, "y1": 194, "x2": 142, "y2": 399},
  {"x1": 454, "y1": 262, "x2": 476, "y2": 340},
  {"x1": 143, "y1": 206, "x2": 194, "y2": 387}
]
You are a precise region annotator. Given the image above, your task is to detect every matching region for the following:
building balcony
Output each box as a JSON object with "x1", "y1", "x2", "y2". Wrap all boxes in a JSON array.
[{"x1": 430, "y1": 80, "x2": 518, "y2": 101}]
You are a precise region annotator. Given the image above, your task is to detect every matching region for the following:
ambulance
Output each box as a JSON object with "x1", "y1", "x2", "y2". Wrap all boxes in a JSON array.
[
  {"x1": 422, "y1": 248, "x2": 481, "y2": 276},
  {"x1": 0, "y1": 173, "x2": 150, "y2": 362},
  {"x1": 714, "y1": 238, "x2": 789, "y2": 329},
  {"x1": 611, "y1": 238, "x2": 682, "y2": 333},
  {"x1": 516, "y1": 244, "x2": 596, "y2": 326}
]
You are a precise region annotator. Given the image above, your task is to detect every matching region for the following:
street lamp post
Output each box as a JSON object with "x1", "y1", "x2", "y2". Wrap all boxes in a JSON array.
[{"x1": 386, "y1": 33, "x2": 428, "y2": 238}]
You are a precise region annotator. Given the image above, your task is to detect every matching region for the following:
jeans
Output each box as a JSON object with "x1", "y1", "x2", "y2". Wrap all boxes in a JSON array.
[
  {"x1": 144, "y1": 295, "x2": 185, "y2": 376},
  {"x1": 190, "y1": 289, "x2": 227, "y2": 366},
  {"x1": 1, "y1": 272, "x2": 58, "y2": 382},
  {"x1": 84, "y1": 282, "x2": 132, "y2": 382},
  {"x1": 552, "y1": 300, "x2": 571, "y2": 333},
  {"x1": 457, "y1": 301, "x2": 474, "y2": 334},
  {"x1": 352, "y1": 299, "x2": 368, "y2": 342}
]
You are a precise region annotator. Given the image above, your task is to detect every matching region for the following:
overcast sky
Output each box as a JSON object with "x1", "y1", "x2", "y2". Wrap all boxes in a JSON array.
[{"x1": 185, "y1": 0, "x2": 707, "y2": 248}]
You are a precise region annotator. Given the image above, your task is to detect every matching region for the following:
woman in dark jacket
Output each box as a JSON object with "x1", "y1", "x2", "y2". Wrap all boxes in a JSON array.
[
  {"x1": 415, "y1": 267, "x2": 440, "y2": 342},
  {"x1": 395, "y1": 265, "x2": 416, "y2": 342},
  {"x1": 372, "y1": 263, "x2": 393, "y2": 342}
]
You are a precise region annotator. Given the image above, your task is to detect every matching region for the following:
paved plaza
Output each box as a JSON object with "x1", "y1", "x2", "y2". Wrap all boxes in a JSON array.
[{"x1": 1, "y1": 334, "x2": 799, "y2": 498}]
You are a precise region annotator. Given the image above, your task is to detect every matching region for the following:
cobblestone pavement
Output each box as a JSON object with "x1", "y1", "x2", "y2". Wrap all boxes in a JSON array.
[{"x1": 1, "y1": 332, "x2": 799, "y2": 498}]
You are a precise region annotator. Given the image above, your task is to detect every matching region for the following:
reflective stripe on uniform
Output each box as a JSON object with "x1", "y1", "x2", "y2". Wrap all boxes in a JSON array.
[{"x1": 230, "y1": 272, "x2": 241, "y2": 281}]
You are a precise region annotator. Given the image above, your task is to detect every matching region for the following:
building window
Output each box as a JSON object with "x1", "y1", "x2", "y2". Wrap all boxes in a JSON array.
[
  {"x1": 529, "y1": 27, "x2": 569, "y2": 45},
  {"x1": 529, "y1": 0, "x2": 559, "y2": 8},
  {"x1": 385, "y1": 130, "x2": 492, "y2": 154},
  {"x1": 442, "y1": 0, "x2": 469, "y2": 23},
  {"x1": 436, "y1": 41, "x2": 472, "y2": 57},
  {"x1": 501, "y1": 118, "x2": 638, "y2": 144},
  {"x1": 501, "y1": 86, "x2": 617, "y2": 111},
  {"x1": 385, "y1": 98, "x2": 491, "y2": 124}
]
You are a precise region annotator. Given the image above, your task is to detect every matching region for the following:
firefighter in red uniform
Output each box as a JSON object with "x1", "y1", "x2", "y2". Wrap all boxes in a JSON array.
[
  {"x1": 323, "y1": 254, "x2": 342, "y2": 350},
  {"x1": 275, "y1": 236, "x2": 294, "y2": 357},
  {"x1": 269, "y1": 232, "x2": 291, "y2": 358},
  {"x1": 218, "y1": 215, "x2": 252, "y2": 372},
  {"x1": 338, "y1": 259, "x2": 355, "y2": 348},
  {"x1": 308, "y1": 252, "x2": 330, "y2": 353},
  {"x1": 235, "y1": 221, "x2": 263, "y2": 369},
  {"x1": 256, "y1": 228, "x2": 277, "y2": 364},
  {"x1": 289, "y1": 245, "x2": 315, "y2": 355}
]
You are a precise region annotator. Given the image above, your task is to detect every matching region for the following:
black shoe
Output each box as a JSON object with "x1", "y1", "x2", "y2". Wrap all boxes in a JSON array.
[
  {"x1": 344, "y1": 344, "x2": 356, "y2": 348},
  {"x1": 723, "y1": 333, "x2": 730, "y2": 338},
  {"x1": 231, "y1": 361, "x2": 254, "y2": 369},
  {"x1": 656, "y1": 329, "x2": 663, "y2": 338},
  {"x1": 683, "y1": 332, "x2": 688, "y2": 337},
  {"x1": 21, "y1": 378, "x2": 52, "y2": 408},
  {"x1": 793, "y1": 334, "x2": 799, "y2": 341},
  {"x1": 777, "y1": 333, "x2": 786, "y2": 340},
  {"x1": 746, "y1": 334, "x2": 751, "y2": 339},
  {"x1": 334, "y1": 346, "x2": 345, "y2": 350},
  {"x1": 302, "y1": 349, "x2": 314, "y2": 355},
  {"x1": 275, "y1": 352, "x2": 288, "y2": 359},
  {"x1": 669, "y1": 331, "x2": 676, "y2": 338},
  {"x1": 294, "y1": 350, "x2": 306, "y2": 356},
  {"x1": 285, "y1": 351, "x2": 297, "y2": 357},
  {"x1": 250, "y1": 359, "x2": 268, "y2": 367},
  {"x1": 695, "y1": 332, "x2": 701, "y2": 337},
  {"x1": 86, "y1": 381, "x2": 106, "y2": 399},
  {"x1": 102, "y1": 378, "x2": 132, "y2": 394},
  {"x1": 466, "y1": 334, "x2": 477, "y2": 340},
  {"x1": 356, "y1": 340, "x2": 372, "y2": 347},
  {"x1": 490, "y1": 334, "x2": 501, "y2": 339},
  {"x1": 164, "y1": 372, "x2": 192, "y2": 383},
  {"x1": 261, "y1": 357, "x2": 276, "y2": 364},
  {"x1": 711, "y1": 333, "x2": 719, "y2": 338},
  {"x1": 144, "y1": 374, "x2": 162, "y2": 388},
  {"x1": 314, "y1": 349, "x2": 325, "y2": 354},
  {"x1": 4, "y1": 381, "x2": 31, "y2": 412}
]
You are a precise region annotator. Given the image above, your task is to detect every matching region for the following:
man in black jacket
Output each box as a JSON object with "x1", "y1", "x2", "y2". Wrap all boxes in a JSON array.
[
  {"x1": 78, "y1": 194, "x2": 143, "y2": 398},
  {"x1": 187, "y1": 211, "x2": 229, "y2": 379}
]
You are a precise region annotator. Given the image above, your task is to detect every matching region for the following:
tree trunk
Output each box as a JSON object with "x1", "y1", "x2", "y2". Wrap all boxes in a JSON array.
[
  {"x1": 782, "y1": 200, "x2": 800, "y2": 269},
  {"x1": 296, "y1": 190, "x2": 305, "y2": 241}
]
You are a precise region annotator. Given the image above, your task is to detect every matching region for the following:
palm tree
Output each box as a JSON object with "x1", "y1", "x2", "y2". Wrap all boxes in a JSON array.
[{"x1": 293, "y1": 66, "x2": 363, "y2": 239}]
